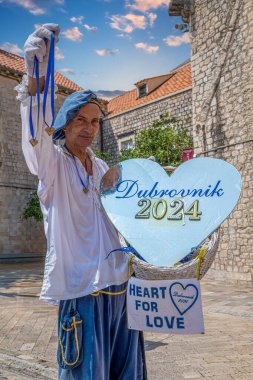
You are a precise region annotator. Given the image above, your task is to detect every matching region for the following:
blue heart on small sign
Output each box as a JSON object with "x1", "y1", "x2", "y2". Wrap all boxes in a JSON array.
[
  {"x1": 169, "y1": 282, "x2": 199, "y2": 315},
  {"x1": 100, "y1": 157, "x2": 242, "y2": 266}
]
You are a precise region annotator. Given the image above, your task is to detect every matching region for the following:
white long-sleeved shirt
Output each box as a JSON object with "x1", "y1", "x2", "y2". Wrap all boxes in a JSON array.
[{"x1": 15, "y1": 76, "x2": 129, "y2": 305}]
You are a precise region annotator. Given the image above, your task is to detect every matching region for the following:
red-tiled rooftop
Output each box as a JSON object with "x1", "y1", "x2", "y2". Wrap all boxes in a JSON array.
[
  {"x1": 0, "y1": 48, "x2": 83, "y2": 93},
  {"x1": 107, "y1": 62, "x2": 192, "y2": 116}
]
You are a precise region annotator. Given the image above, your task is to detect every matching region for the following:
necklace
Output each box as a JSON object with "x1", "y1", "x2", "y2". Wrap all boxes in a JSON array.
[
  {"x1": 64, "y1": 145, "x2": 90, "y2": 193},
  {"x1": 73, "y1": 156, "x2": 90, "y2": 193}
]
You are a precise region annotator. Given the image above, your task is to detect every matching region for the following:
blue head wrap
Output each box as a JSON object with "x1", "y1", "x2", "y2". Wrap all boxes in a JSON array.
[{"x1": 52, "y1": 90, "x2": 102, "y2": 141}]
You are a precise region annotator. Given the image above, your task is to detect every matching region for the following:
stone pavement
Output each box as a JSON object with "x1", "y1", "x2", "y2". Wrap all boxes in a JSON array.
[{"x1": 0, "y1": 261, "x2": 252, "y2": 380}]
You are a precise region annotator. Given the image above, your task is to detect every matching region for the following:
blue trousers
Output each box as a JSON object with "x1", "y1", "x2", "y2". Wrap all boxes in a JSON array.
[{"x1": 57, "y1": 282, "x2": 147, "y2": 380}]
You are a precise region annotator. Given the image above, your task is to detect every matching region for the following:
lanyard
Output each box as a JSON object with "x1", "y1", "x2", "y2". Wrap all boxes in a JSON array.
[
  {"x1": 43, "y1": 31, "x2": 55, "y2": 136},
  {"x1": 29, "y1": 31, "x2": 55, "y2": 146},
  {"x1": 29, "y1": 56, "x2": 40, "y2": 146},
  {"x1": 64, "y1": 144, "x2": 90, "y2": 193},
  {"x1": 72, "y1": 154, "x2": 90, "y2": 194}
]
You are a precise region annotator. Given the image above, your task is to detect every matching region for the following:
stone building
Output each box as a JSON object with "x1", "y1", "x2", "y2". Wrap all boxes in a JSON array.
[
  {"x1": 103, "y1": 61, "x2": 192, "y2": 161},
  {"x1": 169, "y1": 0, "x2": 253, "y2": 282},
  {"x1": 0, "y1": 49, "x2": 82, "y2": 259}
]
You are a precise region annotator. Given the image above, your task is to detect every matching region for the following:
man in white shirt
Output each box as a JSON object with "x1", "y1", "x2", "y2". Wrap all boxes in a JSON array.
[{"x1": 17, "y1": 23, "x2": 147, "y2": 380}]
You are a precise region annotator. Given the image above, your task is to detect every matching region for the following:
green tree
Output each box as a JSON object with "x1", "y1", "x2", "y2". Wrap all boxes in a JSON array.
[
  {"x1": 118, "y1": 114, "x2": 193, "y2": 166},
  {"x1": 22, "y1": 191, "x2": 43, "y2": 222}
]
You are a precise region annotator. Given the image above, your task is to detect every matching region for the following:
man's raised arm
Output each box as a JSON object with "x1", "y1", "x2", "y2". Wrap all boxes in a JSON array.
[{"x1": 16, "y1": 24, "x2": 60, "y2": 188}]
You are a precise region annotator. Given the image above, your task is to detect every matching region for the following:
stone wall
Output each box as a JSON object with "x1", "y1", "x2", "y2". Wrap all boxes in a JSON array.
[
  {"x1": 0, "y1": 74, "x2": 69, "y2": 257},
  {"x1": 102, "y1": 87, "x2": 192, "y2": 162},
  {"x1": 190, "y1": 0, "x2": 253, "y2": 282}
]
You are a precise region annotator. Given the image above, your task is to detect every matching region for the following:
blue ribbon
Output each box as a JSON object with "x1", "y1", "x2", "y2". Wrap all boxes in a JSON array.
[
  {"x1": 72, "y1": 154, "x2": 90, "y2": 191},
  {"x1": 29, "y1": 56, "x2": 40, "y2": 142},
  {"x1": 106, "y1": 246, "x2": 147, "y2": 262},
  {"x1": 29, "y1": 31, "x2": 55, "y2": 143},
  {"x1": 43, "y1": 31, "x2": 55, "y2": 130}
]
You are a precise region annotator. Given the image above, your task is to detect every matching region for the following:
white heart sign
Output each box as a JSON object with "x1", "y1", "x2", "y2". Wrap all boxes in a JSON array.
[{"x1": 100, "y1": 158, "x2": 242, "y2": 266}]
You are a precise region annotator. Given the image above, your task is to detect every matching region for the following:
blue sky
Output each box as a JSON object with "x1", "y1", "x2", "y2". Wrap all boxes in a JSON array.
[{"x1": 0, "y1": 0, "x2": 190, "y2": 91}]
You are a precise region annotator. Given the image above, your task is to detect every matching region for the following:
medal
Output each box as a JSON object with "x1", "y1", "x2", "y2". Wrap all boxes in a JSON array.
[
  {"x1": 29, "y1": 138, "x2": 38, "y2": 147},
  {"x1": 45, "y1": 126, "x2": 55, "y2": 136},
  {"x1": 68, "y1": 147, "x2": 90, "y2": 194}
]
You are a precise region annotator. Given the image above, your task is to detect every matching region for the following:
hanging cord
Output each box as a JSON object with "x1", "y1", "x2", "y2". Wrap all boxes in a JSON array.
[
  {"x1": 90, "y1": 253, "x2": 136, "y2": 297},
  {"x1": 29, "y1": 31, "x2": 55, "y2": 146},
  {"x1": 105, "y1": 246, "x2": 147, "y2": 262},
  {"x1": 196, "y1": 246, "x2": 208, "y2": 281},
  {"x1": 43, "y1": 31, "x2": 55, "y2": 136},
  {"x1": 197, "y1": 0, "x2": 242, "y2": 125},
  {"x1": 29, "y1": 56, "x2": 40, "y2": 146}
]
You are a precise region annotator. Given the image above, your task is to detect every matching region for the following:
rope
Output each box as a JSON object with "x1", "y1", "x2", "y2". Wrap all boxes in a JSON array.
[
  {"x1": 90, "y1": 253, "x2": 136, "y2": 296},
  {"x1": 128, "y1": 253, "x2": 136, "y2": 277},
  {"x1": 90, "y1": 289, "x2": 127, "y2": 297},
  {"x1": 197, "y1": 0, "x2": 242, "y2": 125},
  {"x1": 196, "y1": 246, "x2": 208, "y2": 280}
]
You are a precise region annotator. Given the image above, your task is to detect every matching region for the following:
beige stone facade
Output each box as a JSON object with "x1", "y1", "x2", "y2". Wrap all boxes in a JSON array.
[
  {"x1": 0, "y1": 74, "x2": 75, "y2": 258},
  {"x1": 170, "y1": 0, "x2": 253, "y2": 282}
]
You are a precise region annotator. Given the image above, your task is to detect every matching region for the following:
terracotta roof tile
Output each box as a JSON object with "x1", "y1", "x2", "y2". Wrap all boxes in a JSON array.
[
  {"x1": 0, "y1": 48, "x2": 83, "y2": 92},
  {"x1": 107, "y1": 62, "x2": 192, "y2": 116}
]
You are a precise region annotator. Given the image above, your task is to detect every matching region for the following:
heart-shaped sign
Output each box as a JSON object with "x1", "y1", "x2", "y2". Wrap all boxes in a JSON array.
[
  {"x1": 169, "y1": 282, "x2": 199, "y2": 315},
  {"x1": 100, "y1": 157, "x2": 242, "y2": 266}
]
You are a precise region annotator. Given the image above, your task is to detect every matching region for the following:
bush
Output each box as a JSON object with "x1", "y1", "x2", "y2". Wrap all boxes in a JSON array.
[
  {"x1": 118, "y1": 114, "x2": 193, "y2": 167},
  {"x1": 22, "y1": 191, "x2": 43, "y2": 222}
]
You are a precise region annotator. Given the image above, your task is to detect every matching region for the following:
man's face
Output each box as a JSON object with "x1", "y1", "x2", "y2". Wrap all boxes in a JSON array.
[{"x1": 63, "y1": 103, "x2": 101, "y2": 149}]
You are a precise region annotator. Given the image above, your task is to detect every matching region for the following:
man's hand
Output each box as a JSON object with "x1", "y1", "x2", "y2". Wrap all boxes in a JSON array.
[
  {"x1": 100, "y1": 166, "x2": 121, "y2": 192},
  {"x1": 24, "y1": 23, "x2": 60, "y2": 78}
]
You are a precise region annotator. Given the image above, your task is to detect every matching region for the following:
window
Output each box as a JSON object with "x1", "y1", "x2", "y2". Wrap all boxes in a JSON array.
[
  {"x1": 118, "y1": 134, "x2": 135, "y2": 151},
  {"x1": 121, "y1": 138, "x2": 134, "y2": 151},
  {"x1": 138, "y1": 84, "x2": 147, "y2": 98}
]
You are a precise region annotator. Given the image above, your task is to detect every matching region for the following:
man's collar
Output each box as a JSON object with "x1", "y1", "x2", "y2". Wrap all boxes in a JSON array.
[{"x1": 61, "y1": 144, "x2": 96, "y2": 161}]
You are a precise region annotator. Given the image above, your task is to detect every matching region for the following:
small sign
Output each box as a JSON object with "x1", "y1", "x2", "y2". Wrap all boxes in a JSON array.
[
  {"x1": 182, "y1": 147, "x2": 194, "y2": 161},
  {"x1": 127, "y1": 277, "x2": 204, "y2": 334}
]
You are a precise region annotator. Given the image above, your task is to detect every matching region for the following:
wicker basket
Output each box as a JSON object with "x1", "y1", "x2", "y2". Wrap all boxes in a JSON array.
[{"x1": 130, "y1": 229, "x2": 220, "y2": 281}]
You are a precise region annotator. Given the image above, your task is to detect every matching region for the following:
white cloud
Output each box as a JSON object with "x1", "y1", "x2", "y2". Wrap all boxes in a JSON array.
[
  {"x1": 70, "y1": 16, "x2": 84, "y2": 24},
  {"x1": 8, "y1": 0, "x2": 46, "y2": 15},
  {"x1": 135, "y1": 42, "x2": 159, "y2": 53},
  {"x1": 55, "y1": 46, "x2": 64, "y2": 60},
  {"x1": 83, "y1": 24, "x2": 98, "y2": 31},
  {"x1": 117, "y1": 33, "x2": 132, "y2": 40},
  {"x1": 59, "y1": 68, "x2": 75, "y2": 74},
  {"x1": 147, "y1": 12, "x2": 157, "y2": 27},
  {"x1": 0, "y1": 42, "x2": 23, "y2": 55},
  {"x1": 95, "y1": 48, "x2": 119, "y2": 56},
  {"x1": 109, "y1": 13, "x2": 146, "y2": 33},
  {"x1": 1, "y1": 0, "x2": 66, "y2": 15},
  {"x1": 62, "y1": 27, "x2": 83, "y2": 42},
  {"x1": 127, "y1": 0, "x2": 169, "y2": 12},
  {"x1": 163, "y1": 32, "x2": 190, "y2": 47}
]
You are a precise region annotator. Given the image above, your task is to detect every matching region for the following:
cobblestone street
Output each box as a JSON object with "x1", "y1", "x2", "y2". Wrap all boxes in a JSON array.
[{"x1": 0, "y1": 261, "x2": 252, "y2": 380}]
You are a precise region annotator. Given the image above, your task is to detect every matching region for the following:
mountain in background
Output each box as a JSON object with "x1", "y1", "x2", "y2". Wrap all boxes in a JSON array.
[{"x1": 95, "y1": 89, "x2": 126, "y2": 100}]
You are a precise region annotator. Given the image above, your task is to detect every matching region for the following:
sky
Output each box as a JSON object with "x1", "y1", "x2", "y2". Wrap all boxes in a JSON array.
[{"x1": 0, "y1": 0, "x2": 191, "y2": 92}]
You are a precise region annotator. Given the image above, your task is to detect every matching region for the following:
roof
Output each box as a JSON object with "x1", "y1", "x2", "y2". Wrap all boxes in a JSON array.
[
  {"x1": 135, "y1": 73, "x2": 173, "y2": 86},
  {"x1": 0, "y1": 48, "x2": 82, "y2": 93},
  {"x1": 107, "y1": 61, "x2": 192, "y2": 117}
]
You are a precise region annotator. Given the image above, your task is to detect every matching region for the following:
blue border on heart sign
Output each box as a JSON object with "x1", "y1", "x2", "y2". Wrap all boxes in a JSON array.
[{"x1": 169, "y1": 282, "x2": 199, "y2": 316}]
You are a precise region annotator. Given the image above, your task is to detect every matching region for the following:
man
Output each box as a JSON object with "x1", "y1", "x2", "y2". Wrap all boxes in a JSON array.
[{"x1": 16, "y1": 23, "x2": 147, "y2": 379}]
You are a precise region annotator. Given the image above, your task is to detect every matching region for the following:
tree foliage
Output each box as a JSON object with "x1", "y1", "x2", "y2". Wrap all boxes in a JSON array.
[
  {"x1": 22, "y1": 191, "x2": 43, "y2": 222},
  {"x1": 118, "y1": 114, "x2": 193, "y2": 166}
]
